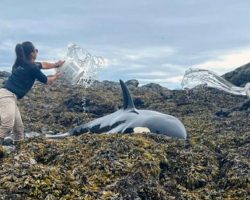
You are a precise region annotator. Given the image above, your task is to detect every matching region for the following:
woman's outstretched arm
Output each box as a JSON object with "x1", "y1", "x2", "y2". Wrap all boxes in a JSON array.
[{"x1": 41, "y1": 60, "x2": 65, "y2": 69}]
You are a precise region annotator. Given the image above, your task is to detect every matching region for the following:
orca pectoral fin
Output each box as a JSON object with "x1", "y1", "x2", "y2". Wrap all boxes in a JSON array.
[{"x1": 107, "y1": 123, "x2": 126, "y2": 134}]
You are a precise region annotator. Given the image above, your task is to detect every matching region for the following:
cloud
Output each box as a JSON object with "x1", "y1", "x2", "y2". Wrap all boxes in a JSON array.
[
  {"x1": 137, "y1": 75, "x2": 183, "y2": 88},
  {"x1": 99, "y1": 46, "x2": 177, "y2": 68},
  {"x1": 197, "y1": 47, "x2": 250, "y2": 74},
  {"x1": 0, "y1": 40, "x2": 15, "y2": 51},
  {"x1": 1, "y1": 1, "x2": 250, "y2": 89},
  {"x1": 123, "y1": 46, "x2": 176, "y2": 61},
  {"x1": 129, "y1": 72, "x2": 170, "y2": 77}
]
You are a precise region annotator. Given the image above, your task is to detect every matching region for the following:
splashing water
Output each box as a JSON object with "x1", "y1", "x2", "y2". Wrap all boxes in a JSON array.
[
  {"x1": 81, "y1": 96, "x2": 87, "y2": 112},
  {"x1": 57, "y1": 43, "x2": 105, "y2": 87},
  {"x1": 181, "y1": 68, "x2": 250, "y2": 97}
]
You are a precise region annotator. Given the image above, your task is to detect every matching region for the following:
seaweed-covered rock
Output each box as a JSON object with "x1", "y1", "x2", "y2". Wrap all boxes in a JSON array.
[{"x1": 0, "y1": 78, "x2": 249, "y2": 199}]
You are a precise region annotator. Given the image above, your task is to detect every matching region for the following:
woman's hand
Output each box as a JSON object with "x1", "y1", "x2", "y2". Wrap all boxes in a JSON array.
[
  {"x1": 54, "y1": 60, "x2": 65, "y2": 68},
  {"x1": 47, "y1": 72, "x2": 64, "y2": 85},
  {"x1": 55, "y1": 71, "x2": 64, "y2": 78}
]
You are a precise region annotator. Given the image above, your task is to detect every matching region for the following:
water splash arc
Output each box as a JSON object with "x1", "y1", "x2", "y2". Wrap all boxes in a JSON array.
[{"x1": 181, "y1": 68, "x2": 250, "y2": 97}]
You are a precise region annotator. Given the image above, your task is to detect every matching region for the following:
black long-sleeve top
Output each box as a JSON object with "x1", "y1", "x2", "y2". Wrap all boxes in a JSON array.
[{"x1": 3, "y1": 62, "x2": 47, "y2": 99}]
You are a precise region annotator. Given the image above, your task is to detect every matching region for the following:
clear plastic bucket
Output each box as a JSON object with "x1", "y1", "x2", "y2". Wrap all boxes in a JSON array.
[
  {"x1": 57, "y1": 59, "x2": 85, "y2": 85},
  {"x1": 56, "y1": 43, "x2": 103, "y2": 85}
]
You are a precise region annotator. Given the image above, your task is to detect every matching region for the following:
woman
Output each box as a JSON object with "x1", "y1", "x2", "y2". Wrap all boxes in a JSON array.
[{"x1": 0, "y1": 41, "x2": 65, "y2": 145}]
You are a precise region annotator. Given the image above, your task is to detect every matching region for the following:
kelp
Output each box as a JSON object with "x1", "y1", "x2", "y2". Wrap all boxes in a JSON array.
[{"x1": 0, "y1": 79, "x2": 249, "y2": 199}]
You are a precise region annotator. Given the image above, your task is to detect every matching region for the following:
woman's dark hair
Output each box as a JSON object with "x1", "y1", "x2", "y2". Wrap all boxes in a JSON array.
[{"x1": 12, "y1": 41, "x2": 35, "y2": 72}]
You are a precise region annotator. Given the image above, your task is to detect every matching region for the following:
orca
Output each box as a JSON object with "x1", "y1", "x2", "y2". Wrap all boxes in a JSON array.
[{"x1": 46, "y1": 80, "x2": 187, "y2": 139}]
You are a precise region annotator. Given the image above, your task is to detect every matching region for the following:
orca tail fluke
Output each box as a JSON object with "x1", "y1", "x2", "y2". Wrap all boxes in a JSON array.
[{"x1": 45, "y1": 132, "x2": 70, "y2": 139}]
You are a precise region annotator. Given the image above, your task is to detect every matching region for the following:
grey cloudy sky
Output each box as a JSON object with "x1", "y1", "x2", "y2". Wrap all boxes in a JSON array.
[{"x1": 1, "y1": 0, "x2": 250, "y2": 88}]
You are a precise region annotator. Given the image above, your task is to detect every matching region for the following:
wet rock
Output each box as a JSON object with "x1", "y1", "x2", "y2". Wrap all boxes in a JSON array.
[
  {"x1": 141, "y1": 82, "x2": 166, "y2": 92},
  {"x1": 100, "y1": 80, "x2": 120, "y2": 89},
  {"x1": 125, "y1": 79, "x2": 139, "y2": 87},
  {"x1": 215, "y1": 108, "x2": 230, "y2": 117},
  {"x1": 133, "y1": 97, "x2": 145, "y2": 107},
  {"x1": 223, "y1": 62, "x2": 250, "y2": 86},
  {"x1": 2, "y1": 137, "x2": 14, "y2": 146},
  {"x1": 64, "y1": 95, "x2": 85, "y2": 112}
]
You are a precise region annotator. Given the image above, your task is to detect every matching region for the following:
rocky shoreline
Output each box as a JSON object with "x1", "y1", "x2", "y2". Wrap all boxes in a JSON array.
[{"x1": 0, "y1": 70, "x2": 249, "y2": 199}]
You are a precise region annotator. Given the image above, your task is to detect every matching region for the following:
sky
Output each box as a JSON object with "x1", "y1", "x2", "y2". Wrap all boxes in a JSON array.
[{"x1": 1, "y1": 0, "x2": 250, "y2": 89}]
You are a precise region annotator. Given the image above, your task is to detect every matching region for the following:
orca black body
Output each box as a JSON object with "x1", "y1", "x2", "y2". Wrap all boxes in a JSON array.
[{"x1": 46, "y1": 80, "x2": 187, "y2": 139}]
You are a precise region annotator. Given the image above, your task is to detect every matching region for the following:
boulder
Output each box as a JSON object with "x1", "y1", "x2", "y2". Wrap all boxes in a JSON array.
[
  {"x1": 222, "y1": 63, "x2": 250, "y2": 86},
  {"x1": 125, "y1": 79, "x2": 139, "y2": 87}
]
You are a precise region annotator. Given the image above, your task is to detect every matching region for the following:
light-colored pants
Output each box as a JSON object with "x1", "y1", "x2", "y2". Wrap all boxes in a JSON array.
[{"x1": 0, "y1": 88, "x2": 24, "y2": 141}]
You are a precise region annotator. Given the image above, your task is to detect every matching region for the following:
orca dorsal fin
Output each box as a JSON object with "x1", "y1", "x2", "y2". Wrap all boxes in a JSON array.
[{"x1": 120, "y1": 80, "x2": 136, "y2": 110}]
